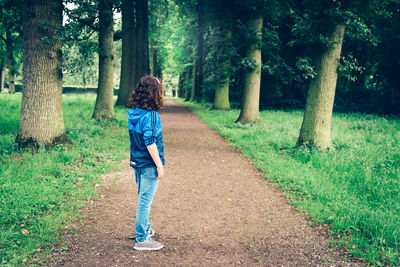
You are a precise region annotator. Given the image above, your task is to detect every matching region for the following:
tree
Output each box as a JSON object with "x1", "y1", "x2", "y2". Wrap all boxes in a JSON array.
[
  {"x1": 63, "y1": 1, "x2": 99, "y2": 88},
  {"x1": 0, "y1": 43, "x2": 4, "y2": 92},
  {"x1": 191, "y1": 0, "x2": 204, "y2": 101},
  {"x1": 297, "y1": 24, "x2": 345, "y2": 149},
  {"x1": 149, "y1": 0, "x2": 168, "y2": 79},
  {"x1": 116, "y1": 0, "x2": 135, "y2": 106},
  {"x1": 209, "y1": 1, "x2": 234, "y2": 110},
  {"x1": 135, "y1": 0, "x2": 150, "y2": 83},
  {"x1": 92, "y1": 0, "x2": 114, "y2": 120},
  {"x1": 236, "y1": 15, "x2": 263, "y2": 123},
  {"x1": 0, "y1": 0, "x2": 22, "y2": 94},
  {"x1": 295, "y1": 0, "x2": 374, "y2": 149},
  {"x1": 17, "y1": 0, "x2": 67, "y2": 147},
  {"x1": 4, "y1": 29, "x2": 15, "y2": 93}
]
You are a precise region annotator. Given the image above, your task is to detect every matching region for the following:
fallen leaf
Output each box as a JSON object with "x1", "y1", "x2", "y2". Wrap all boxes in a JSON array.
[{"x1": 22, "y1": 229, "x2": 29, "y2": 236}]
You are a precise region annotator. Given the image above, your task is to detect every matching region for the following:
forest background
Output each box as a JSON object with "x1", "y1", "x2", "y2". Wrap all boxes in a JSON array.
[{"x1": 1, "y1": 0, "x2": 399, "y2": 266}]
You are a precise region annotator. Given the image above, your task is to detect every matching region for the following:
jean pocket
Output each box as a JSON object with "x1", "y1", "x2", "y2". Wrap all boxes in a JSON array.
[{"x1": 141, "y1": 166, "x2": 158, "y2": 179}]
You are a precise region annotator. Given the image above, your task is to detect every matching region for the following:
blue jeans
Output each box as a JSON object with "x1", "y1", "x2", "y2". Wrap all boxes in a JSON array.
[{"x1": 134, "y1": 166, "x2": 159, "y2": 242}]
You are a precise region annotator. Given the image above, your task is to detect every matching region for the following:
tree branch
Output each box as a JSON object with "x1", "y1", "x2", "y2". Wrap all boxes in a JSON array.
[{"x1": 64, "y1": 7, "x2": 99, "y2": 32}]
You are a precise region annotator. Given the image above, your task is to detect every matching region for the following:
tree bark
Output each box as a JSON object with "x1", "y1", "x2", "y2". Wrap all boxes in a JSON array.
[
  {"x1": 178, "y1": 72, "x2": 184, "y2": 97},
  {"x1": 213, "y1": 16, "x2": 232, "y2": 110},
  {"x1": 135, "y1": 0, "x2": 149, "y2": 83},
  {"x1": 6, "y1": 29, "x2": 15, "y2": 94},
  {"x1": 116, "y1": 0, "x2": 135, "y2": 106},
  {"x1": 236, "y1": 16, "x2": 263, "y2": 123},
  {"x1": 0, "y1": 56, "x2": 4, "y2": 92},
  {"x1": 93, "y1": 0, "x2": 114, "y2": 120},
  {"x1": 191, "y1": 59, "x2": 197, "y2": 101},
  {"x1": 150, "y1": 42, "x2": 161, "y2": 78},
  {"x1": 297, "y1": 24, "x2": 346, "y2": 150},
  {"x1": 185, "y1": 65, "x2": 192, "y2": 101},
  {"x1": 191, "y1": 0, "x2": 204, "y2": 101},
  {"x1": 18, "y1": 0, "x2": 66, "y2": 147}
]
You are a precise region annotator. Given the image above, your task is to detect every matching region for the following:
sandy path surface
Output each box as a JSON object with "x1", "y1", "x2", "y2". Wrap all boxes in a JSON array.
[{"x1": 46, "y1": 100, "x2": 363, "y2": 266}]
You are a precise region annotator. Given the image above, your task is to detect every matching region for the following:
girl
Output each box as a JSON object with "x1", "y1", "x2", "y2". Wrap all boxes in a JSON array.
[{"x1": 127, "y1": 76, "x2": 165, "y2": 251}]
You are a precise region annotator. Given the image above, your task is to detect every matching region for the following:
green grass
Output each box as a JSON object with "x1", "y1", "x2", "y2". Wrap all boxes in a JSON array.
[
  {"x1": 179, "y1": 99, "x2": 400, "y2": 266},
  {"x1": 0, "y1": 92, "x2": 130, "y2": 265}
]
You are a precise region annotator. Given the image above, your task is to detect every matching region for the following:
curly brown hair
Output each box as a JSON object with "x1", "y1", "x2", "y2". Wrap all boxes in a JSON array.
[{"x1": 127, "y1": 76, "x2": 163, "y2": 110}]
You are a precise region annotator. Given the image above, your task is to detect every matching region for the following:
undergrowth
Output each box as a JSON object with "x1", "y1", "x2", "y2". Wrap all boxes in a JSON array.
[
  {"x1": 0, "y1": 92, "x2": 129, "y2": 265},
  {"x1": 179, "y1": 99, "x2": 400, "y2": 266}
]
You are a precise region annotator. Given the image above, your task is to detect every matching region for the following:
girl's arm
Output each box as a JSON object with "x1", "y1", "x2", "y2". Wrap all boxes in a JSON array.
[{"x1": 146, "y1": 143, "x2": 164, "y2": 179}]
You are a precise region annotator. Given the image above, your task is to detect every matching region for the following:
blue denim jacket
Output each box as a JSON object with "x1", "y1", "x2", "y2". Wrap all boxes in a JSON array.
[{"x1": 128, "y1": 108, "x2": 165, "y2": 168}]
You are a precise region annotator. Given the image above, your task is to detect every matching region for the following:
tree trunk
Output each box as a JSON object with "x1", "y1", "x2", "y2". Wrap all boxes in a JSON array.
[
  {"x1": 178, "y1": 73, "x2": 183, "y2": 97},
  {"x1": 0, "y1": 56, "x2": 4, "y2": 92},
  {"x1": 236, "y1": 16, "x2": 263, "y2": 123},
  {"x1": 297, "y1": 24, "x2": 345, "y2": 150},
  {"x1": 116, "y1": 0, "x2": 135, "y2": 106},
  {"x1": 18, "y1": 0, "x2": 67, "y2": 147},
  {"x1": 135, "y1": 0, "x2": 149, "y2": 83},
  {"x1": 185, "y1": 65, "x2": 192, "y2": 101},
  {"x1": 93, "y1": 0, "x2": 114, "y2": 120},
  {"x1": 213, "y1": 18, "x2": 232, "y2": 110},
  {"x1": 191, "y1": 59, "x2": 197, "y2": 101},
  {"x1": 6, "y1": 29, "x2": 15, "y2": 94},
  {"x1": 191, "y1": 0, "x2": 204, "y2": 102},
  {"x1": 150, "y1": 42, "x2": 161, "y2": 78},
  {"x1": 143, "y1": 0, "x2": 149, "y2": 75}
]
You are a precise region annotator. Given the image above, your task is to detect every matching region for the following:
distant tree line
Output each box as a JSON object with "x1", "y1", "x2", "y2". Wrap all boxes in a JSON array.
[
  {"x1": 157, "y1": 0, "x2": 399, "y2": 149},
  {"x1": 0, "y1": 0, "x2": 399, "y2": 150}
]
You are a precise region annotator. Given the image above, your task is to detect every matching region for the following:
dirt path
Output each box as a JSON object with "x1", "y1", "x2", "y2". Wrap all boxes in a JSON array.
[{"x1": 46, "y1": 100, "x2": 363, "y2": 266}]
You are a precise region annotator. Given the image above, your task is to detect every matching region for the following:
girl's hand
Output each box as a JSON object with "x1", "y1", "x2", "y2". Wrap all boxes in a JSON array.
[{"x1": 156, "y1": 165, "x2": 164, "y2": 179}]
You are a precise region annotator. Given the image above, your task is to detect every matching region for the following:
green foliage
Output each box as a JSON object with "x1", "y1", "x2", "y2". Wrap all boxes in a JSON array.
[
  {"x1": 156, "y1": 0, "x2": 196, "y2": 76},
  {"x1": 181, "y1": 100, "x2": 400, "y2": 266},
  {"x1": 0, "y1": 92, "x2": 129, "y2": 265}
]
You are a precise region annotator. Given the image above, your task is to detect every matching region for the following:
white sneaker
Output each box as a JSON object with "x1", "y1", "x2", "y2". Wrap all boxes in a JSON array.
[{"x1": 134, "y1": 237, "x2": 163, "y2": 251}]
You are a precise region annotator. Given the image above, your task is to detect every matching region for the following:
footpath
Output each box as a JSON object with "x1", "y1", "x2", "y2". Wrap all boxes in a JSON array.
[{"x1": 46, "y1": 100, "x2": 362, "y2": 266}]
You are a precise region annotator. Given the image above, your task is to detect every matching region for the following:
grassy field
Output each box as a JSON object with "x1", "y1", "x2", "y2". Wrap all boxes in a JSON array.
[
  {"x1": 179, "y1": 99, "x2": 400, "y2": 266},
  {"x1": 0, "y1": 93, "x2": 130, "y2": 265}
]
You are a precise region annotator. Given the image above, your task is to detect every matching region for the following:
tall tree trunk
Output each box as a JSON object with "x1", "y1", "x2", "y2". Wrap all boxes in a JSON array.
[
  {"x1": 297, "y1": 24, "x2": 345, "y2": 150},
  {"x1": 6, "y1": 29, "x2": 15, "y2": 94},
  {"x1": 150, "y1": 42, "x2": 161, "y2": 78},
  {"x1": 0, "y1": 56, "x2": 4, "y2": 92},
  {"x1": 143, "y1": 0, "x2": 149, "y2": 75},
  {"x1": 185, "y1": 65, "x2": 192, "y2": 101},
  {"x1": 116, "y1": 0, "x2": 135, "y2": 106},
  {"x1": 213, "y1": 15, "x2": 232, "y2": 110},
  {"x1": 93, "y1": 0, "x2": 114, "y2": 120},
  {"x1": 191, "y1": 59, "x2": 197, "y2": 101},
  {"x1": 236, "y1": 16, "x2": 263, "y2": 123},
  {"x1": 149, "y1": 41, "x2": 157, "y2": 76},
  {"x1": 191, "y1": 0, "x2": 204, "y2": 102},
  {"x1": 135, "y1": 0, "x2": 149, "y2": 83},
  {"x1": 178, "y1": 72, "x2": 184, "y2": 97},
  {"x1": 18, "y1": 0, "x2": 66, "y2": 147}
]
